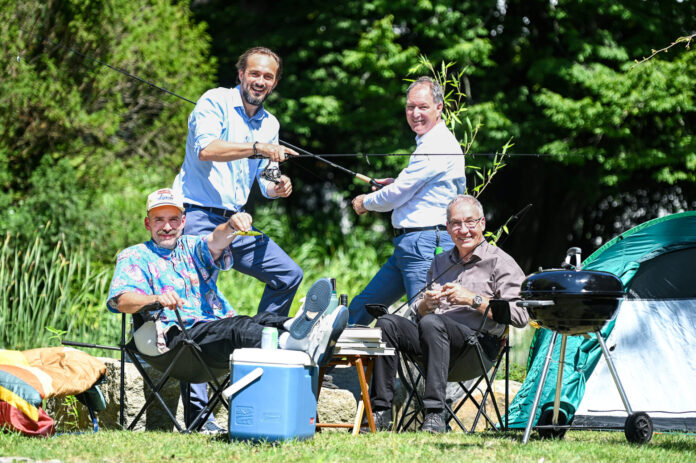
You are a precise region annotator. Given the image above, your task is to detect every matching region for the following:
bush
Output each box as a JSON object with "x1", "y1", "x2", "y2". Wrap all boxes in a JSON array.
[{"x1": 0, "y1": 226, "x2": 116, "y2": 350}]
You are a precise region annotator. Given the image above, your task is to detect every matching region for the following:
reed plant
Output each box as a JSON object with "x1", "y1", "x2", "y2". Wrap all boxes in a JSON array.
[{"x1": 0, "y1": 224, "x2": 117, "y2": 350}]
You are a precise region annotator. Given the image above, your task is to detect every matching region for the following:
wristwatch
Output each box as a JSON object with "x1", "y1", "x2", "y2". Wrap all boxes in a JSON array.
[{"x1": 471, "y1": 294, "x2": 483, "y2": 309}]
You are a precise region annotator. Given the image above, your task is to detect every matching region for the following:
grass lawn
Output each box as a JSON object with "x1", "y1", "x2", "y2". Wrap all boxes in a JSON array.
[{"x1": 1, "y1": 430, "x2": 695, "y2": 463}]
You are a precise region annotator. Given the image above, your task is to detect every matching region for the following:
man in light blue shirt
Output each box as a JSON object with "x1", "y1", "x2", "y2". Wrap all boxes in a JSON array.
[
  {"x1": 173, "y1": 46, "x2": 300, "y2": 316},
  {"x1": 171, "y1": 47, "x2": 301, "y2": 431},
  {"x1": 349, "y1": 76, "x2": 466, "y2": 326}
]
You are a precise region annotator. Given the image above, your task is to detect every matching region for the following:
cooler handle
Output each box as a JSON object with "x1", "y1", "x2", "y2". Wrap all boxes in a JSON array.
[{"x1": 222, "y1": 367, "x2": 264, "y2": 399}]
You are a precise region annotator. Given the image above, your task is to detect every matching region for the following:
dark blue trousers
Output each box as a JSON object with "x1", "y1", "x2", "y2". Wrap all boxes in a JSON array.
[{"x1": 182, "y1": 206, "x2": 303, "y2": 426}]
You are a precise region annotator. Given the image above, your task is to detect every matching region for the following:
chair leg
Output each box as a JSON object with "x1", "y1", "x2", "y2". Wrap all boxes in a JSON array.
[
  {"x1": 470, "y1": 344, "x2": 506, "y2": 431},
  {"x1": 504, "y1": 343, "x2": 509, "y2": 431},
  {"x1": 186, "y1": 376, "x2": 231, "y2": 432},
  {"x1": 120, "y1": 314, "x2": 126, "y2": 429},
  {"x1": 125, "y1": 347, "x2": 185, "y2": 432},
  {"x1": 396, "y1": 356, "x2": 428, "y2": 431},
  {"x1": 183, "y1": 341, "x2": 231, "y2": 432}
]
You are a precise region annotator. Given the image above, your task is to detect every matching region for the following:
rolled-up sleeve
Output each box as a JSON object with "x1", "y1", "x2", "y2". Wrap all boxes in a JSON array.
[
  {"x1": 493, "y1": 256, "x2": 528, "y2": 328},
  {"x1": 191, "y1": 236, "x2": 234, "y2": 285},
  {"x1": 189, "y1": 92, "x2": 225, "y2": 157},
  {"x1": 257, "y1": 160, "x2": 276, "y2": 200},
  {"x1": 363, "y1": 157, "x2": 440, "y2": 212}
]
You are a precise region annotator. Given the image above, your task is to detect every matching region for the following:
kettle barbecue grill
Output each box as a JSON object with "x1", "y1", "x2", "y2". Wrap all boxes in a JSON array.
[{"x1": 518, "y1": 247, "x2": 653, "y2": 444}]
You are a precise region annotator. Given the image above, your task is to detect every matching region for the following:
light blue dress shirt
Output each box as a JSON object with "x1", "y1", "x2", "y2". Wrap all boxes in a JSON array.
[
  {"x1": 172, "y1": 86, "x2": 278, "y2": 211},
  {"x1": 363, "y1": 120, "x2": 466, "y2": 228}
]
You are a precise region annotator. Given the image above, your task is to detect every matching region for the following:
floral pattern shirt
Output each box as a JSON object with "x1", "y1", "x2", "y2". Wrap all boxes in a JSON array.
[{"x1": 107, "y1": 235, "x2": 235, "y2": 351}]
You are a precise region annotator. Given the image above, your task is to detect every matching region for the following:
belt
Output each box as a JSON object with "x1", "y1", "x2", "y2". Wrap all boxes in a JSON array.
[
  {"x1": 393, "y1": 225, "x2": 446, "y2": 237},
  {"x1": 183, "y1": 203, "x2": 240, "y2": 218}
]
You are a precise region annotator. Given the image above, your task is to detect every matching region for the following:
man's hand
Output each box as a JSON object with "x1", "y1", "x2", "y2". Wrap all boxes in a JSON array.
[
  {"x1": 271, "y1": 175, "x2": 293, "y2": 198},
  {"x1": 372, "y1": 177, "x2": 395, "y2": 191},
  {"x1": 155, "y1": 290, "x2": 185, "y2": 311},
  {"x1": 440, "y1": 282, "x2": 482, "y2": 310},
  {"x1": 228, "y1": 212, "x2": 253, "y2": 233},
  {"x1": 418, "y1": 288, "x2": 443, "y2": 317},
  {"x1": 207, "y1": 212, "x2": 253, "y2": 260},
  {"x1": 352, "y1": 194, "x2": 368, "y2": 215},
  {"x1": 258, "y1": 143, "x2": 298, "y2": 163},
  {"x1": 442, "y1": 283, "x2": 488, "y2": 313}
]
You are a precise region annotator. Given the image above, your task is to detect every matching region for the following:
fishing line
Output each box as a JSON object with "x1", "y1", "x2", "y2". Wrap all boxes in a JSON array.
[
  {"x1": 364, "y1": 202, "x2": 533, "y2": 320},
  {"x1": 286, "y1": 152, "x2": 570, "y2": 158}
]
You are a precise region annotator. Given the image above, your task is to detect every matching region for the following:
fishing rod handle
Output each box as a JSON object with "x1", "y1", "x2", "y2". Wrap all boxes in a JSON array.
[{"x1": 355, "y1": 173, "x2": 384, "y2": 190}]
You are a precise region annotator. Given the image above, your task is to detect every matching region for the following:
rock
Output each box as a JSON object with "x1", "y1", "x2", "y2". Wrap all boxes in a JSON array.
[
  {"x1": 450, "y1": 379, "x2": 522, "y2": 432},
  {"x1": 45, "y1": 357, "x2": 357, "y2": 433},
  {"x1": 317, "y1": 388, "x2": 357, "y2": 432},
  {"x1": 44, "y1": 357, "x2": 217, "y2": 432}
]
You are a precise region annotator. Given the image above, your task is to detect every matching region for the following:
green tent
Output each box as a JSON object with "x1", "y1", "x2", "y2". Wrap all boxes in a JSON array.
[{"x1": 507, "y1": 211, "x2": 696, "y2": 431}]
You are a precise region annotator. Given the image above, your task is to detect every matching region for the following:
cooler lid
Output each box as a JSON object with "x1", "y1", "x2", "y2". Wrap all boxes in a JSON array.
[{"x1": 230, "y1": 348, "x2": 314, "y2": 367}]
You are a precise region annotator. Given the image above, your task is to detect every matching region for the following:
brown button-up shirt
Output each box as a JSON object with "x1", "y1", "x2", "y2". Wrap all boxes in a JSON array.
[{"x1": 411, "y1": 240, "x2": 528, "y2": 337}]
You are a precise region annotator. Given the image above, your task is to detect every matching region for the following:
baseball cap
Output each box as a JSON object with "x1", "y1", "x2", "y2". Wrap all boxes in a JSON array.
[{"x1": 146, "y1": 188, "x2": 185, "y2": 212}]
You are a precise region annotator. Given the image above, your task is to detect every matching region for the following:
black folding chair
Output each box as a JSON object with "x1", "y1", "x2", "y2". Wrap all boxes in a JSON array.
[
  {"x1": 395, "y1": 306, "x2": 510, "y2": 433},
  {"x1": 118, "y1": 303, "x2": 230, "y2": 432}
]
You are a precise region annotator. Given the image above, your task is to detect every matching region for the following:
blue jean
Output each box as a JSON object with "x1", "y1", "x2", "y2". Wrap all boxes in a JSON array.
[
  {"x1": 348, "y1": 229, "x2": 454, "y2": 326},
  {"x1": 182, "y1": 206, "x2": 303, "y2": 426}
]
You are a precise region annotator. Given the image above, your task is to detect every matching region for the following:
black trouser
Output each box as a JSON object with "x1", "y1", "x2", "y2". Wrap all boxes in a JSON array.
[
  {"x1": 371, "y1": 313, "x2": 497, "y2": 411},
  {"x1": 165, "y1": 312, "x2": 290, "y2": 369}
]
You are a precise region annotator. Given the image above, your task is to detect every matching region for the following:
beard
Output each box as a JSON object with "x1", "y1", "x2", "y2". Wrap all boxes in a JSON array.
[{"x1": 241, "y1": 84, "x2": 269, "y2": 107}]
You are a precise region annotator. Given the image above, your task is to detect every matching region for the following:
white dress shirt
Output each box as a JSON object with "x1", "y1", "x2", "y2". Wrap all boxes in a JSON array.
[{"x1": 363, "y1": 120, "x2": 465, "y2": 228}]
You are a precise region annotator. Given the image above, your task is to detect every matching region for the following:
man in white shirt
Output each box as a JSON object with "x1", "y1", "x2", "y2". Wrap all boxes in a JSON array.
[{"x1": 349, "y1": 76, "x2": 466, "y2": 326}]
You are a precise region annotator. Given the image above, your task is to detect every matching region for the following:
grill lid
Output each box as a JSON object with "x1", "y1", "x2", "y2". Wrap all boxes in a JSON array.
[{"x1": 520, "y1": 269, "x2": 624, "y2": 299}]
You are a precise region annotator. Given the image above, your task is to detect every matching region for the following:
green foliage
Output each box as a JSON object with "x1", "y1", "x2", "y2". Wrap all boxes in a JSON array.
[
  {"x1": 475, "y1": 0, "x2": 696, "y2": 188},
  {"x1": 61, "y1": 395, "x2": 82, "y2": 432},
  {"x1": 0, "y1": 227, "x2": 116, "y2": 350},
  {"x1": 0, "y1": 0, "x2": 216, "y2": 261}
]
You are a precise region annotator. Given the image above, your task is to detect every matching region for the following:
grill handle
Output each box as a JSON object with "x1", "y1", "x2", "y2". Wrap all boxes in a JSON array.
[{"x1": 516, "y1": 300, "x2": 556, "y2": 308}]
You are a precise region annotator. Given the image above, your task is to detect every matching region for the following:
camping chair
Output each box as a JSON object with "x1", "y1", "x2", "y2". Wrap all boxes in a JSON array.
[
  {"x1": 395, "y1": 307, "x2": 510, "y2": 433},
  {"x1": 118, "y1": 302, "x2": 230, "y2": 432}
]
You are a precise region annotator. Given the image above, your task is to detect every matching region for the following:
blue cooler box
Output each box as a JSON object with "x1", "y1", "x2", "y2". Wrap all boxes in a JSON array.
[{"x1": 228, "y1": 348, "x2": 318, "y2": 442}]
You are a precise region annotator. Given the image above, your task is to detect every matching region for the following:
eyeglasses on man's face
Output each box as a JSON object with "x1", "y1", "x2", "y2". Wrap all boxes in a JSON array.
[{"x1": 448, "y1": 217, "x2": 483, "y2": 230}]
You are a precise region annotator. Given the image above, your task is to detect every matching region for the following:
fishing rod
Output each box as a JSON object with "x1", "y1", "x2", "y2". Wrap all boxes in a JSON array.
[
  {"x1": 22, "y1": 31, "x2": 385, "y2": 189},
  {"x1": 280, "y1": 140, "x2": 384, "y2": 189}
]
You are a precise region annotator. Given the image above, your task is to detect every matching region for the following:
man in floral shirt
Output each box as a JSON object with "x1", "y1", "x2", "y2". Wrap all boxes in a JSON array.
[{"x1": 107, "y1": 188, "x2": 348, "y2": 425}]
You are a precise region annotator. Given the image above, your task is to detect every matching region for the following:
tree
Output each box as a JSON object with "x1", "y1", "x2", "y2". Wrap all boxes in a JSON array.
[
  {"x1": 191, "y1": 0, "x2": 696, "y2": 268},
  {"x1": 0, "y1": 0, "x2": 216, "y2": 259}
]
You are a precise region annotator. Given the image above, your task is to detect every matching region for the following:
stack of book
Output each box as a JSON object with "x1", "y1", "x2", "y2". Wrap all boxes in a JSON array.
[{"x1": 334, "y1": 327, "x2": 395, "y2": 356}]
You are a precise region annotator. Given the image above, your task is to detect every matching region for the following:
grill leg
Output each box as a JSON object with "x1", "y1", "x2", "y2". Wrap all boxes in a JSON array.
[
  {"x1": 595, "y1": 331, "x2": 633, "y2": 415},
  {"x1": 522, "y1": 331, "x2": 558, "y2": 444},
  {"x1": 552, "y1": 334, "x2": 568, "y2": 426}
]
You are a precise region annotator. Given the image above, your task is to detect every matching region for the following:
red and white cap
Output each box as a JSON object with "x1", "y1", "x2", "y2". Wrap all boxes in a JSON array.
[{"x1": 146, "y1": 188, "x2": 185, "y2": 212}]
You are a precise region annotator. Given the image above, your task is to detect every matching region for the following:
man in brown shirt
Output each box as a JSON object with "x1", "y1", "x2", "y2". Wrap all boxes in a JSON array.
[{"x1": 367, "y1": 194, "x2": 528, "y2": 433}]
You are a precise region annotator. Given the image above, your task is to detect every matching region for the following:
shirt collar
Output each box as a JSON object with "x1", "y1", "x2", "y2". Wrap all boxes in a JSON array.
[
  {"x1": 415, "y1": 119, "x2": 446, "y2": 147},
  {"x1": 448, "y1": 239, "x2": 488, "y2": 265},
  {"x1": 146, "y1": 239, "x2": 178, "y2": 258},
  {"x1": 232, "y1": 85, "x2": 269, "y2": 128}
]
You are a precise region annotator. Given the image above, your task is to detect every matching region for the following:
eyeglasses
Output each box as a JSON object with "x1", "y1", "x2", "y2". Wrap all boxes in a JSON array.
[{"x1": 448, "y1": 217, "x2": 483, "y2": 230}]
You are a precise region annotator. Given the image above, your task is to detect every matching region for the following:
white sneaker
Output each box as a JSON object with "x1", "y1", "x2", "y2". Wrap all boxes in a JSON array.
[
  {"x1": 288, "y1": 278, "x2": 332, "y2": 340},
  {"x1": 305, "y1": 305, "x2": 349, "y2": 367}
]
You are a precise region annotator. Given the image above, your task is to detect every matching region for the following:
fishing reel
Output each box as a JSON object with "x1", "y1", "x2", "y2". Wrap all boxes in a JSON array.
[{"x1": 260, "y1": 165, "x2": 282, "y2": 184}]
